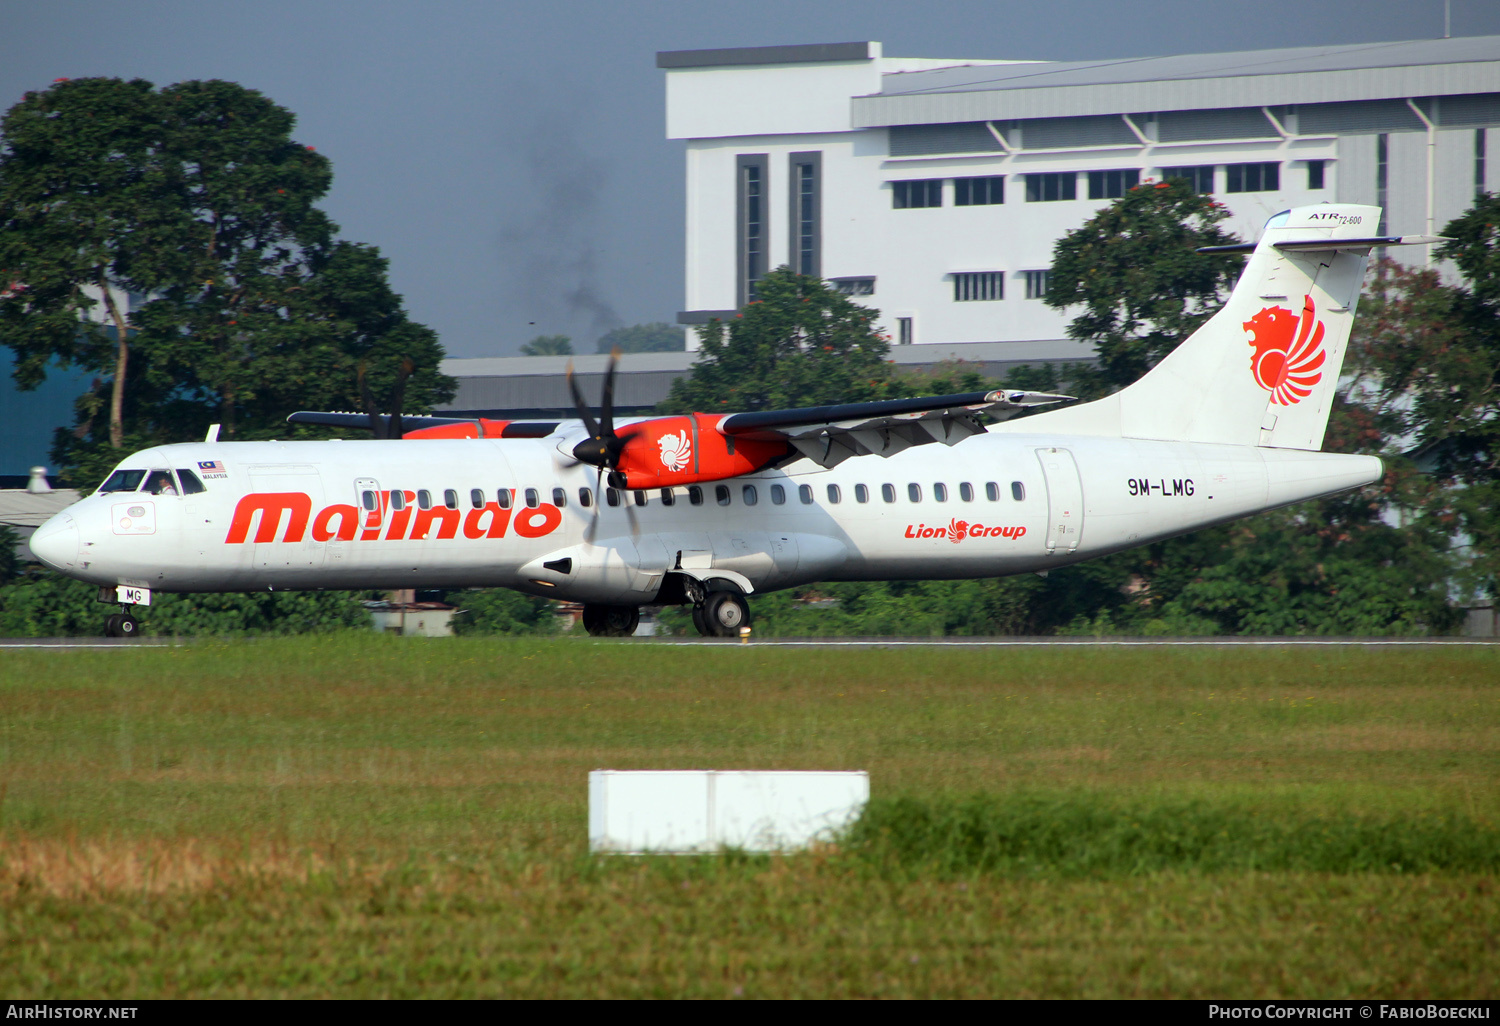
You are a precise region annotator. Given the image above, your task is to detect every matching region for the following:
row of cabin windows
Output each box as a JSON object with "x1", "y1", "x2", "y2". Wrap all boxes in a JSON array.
[
  {"x1": 361, "y1": 480, "x2": 1030, "y2": 513},
  {"x1": 600, "y1": 480, "x2": 1028, "y2": 508}
]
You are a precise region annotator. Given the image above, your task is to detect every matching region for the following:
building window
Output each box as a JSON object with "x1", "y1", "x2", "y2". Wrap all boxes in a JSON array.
[
  {"x1": 953, "y1": 272, "x2": 1003, "y2": 302},
  {"x1": 1161, "y1": 165, "x2": 1215, "y2": 193},
  {"x1": 1022, "y1": 270, "x2": 1050, "y2": 300},
  {"x1": 736, "y1": 154, "x2": 767, "y2": 306},
  {"x1": 831, "y1": 277, "x2": 875, "y2": 296},
  {"x1": 1307, "y1": 160, "x2": 1326, "y2": 190},
  {"x1": 1476, "y1": 129, "x2": 1487, "y2": 198},
  {"x1": 1025, "y1": 172, "x2": 1077, "y2": 202},
  {"x1": 1376, "y1": 134, "x2": 1388, "y2": 234},
  {"x1": 897, "y1": 317, "x2": 913, "y2": 345},
  {"x1": 789, "y1": 152, "x2": 821, "y2": 276},
  {"x1": 1087, "y1": 169, "x2": 1140, "y2": 200},
  {"x1": 954, "y1": 175, "x2": 1004, "y2": 206},
  {"x1": 893, "y1": 179, "x2": 942, "y2": 209},
  {"x1": 1226, "y1": 162, "x2": 1279, "y2": 193}
]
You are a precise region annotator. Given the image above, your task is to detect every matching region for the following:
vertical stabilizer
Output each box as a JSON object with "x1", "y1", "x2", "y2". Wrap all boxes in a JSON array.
[{"x1": 1022, "y1": 205, "x2": 1396, "y2": 451}]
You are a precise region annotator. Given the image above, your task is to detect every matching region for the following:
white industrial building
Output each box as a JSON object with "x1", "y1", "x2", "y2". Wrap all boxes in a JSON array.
[{"x1": 660, "y1": 37, "x2": 1500, "y2": 356}]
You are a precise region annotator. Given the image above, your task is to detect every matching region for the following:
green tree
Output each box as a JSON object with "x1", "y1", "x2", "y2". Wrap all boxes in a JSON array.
[
  {"x1": 449, "y1": 589, "x2": 558, "y2": 635},
  {"x1": 520, "y1": 334, "x2": 572, "y2": 356},
  {"x1": 0, "y1": 78, "x2": 454, "y2": 490},
  {"x1": 0, "y1": 78, "x2": 176, "y2": 449},
  {"x1": 1046, "y1": 178, "x2": 1244, "y2": 393},
  {"x1": 661, "y1": 267, "x2": 892, "y2": 413},
  {"x1": 595, "y1": 322, "x2": 684, "y2": 354}
]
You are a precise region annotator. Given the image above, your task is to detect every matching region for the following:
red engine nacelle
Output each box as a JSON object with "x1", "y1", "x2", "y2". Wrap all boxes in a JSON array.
[{"x1": 612, "y1": 413, "x2": 789, "y2": 490}]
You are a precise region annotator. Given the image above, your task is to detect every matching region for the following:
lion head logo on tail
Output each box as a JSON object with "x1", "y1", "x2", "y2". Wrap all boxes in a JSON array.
[{"x1": 1243, "y1": 295, "x2": 1326, "y2": 406}]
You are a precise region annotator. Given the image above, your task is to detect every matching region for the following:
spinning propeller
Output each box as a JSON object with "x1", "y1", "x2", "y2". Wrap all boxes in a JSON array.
[
  {"x1": 567, "y1": 350, "x2": 640, "y2": 538},
  {"x1": 358, "y1": 357, "x2": 416, "y2": 440}
]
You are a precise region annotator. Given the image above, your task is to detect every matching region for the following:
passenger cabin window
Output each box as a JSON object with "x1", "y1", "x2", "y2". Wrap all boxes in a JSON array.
[
  {"x1": 417, "y1": 489, "x2": 433, "y2": 510},
  {"x1": 1011, "y1": 481, "x2": 1026, "y2": 501},
  {"x1": 908, "y1": 483, "x2": 922, "y2": 503},
  {"x1": 552, "y1": 487, "x2": 567, "y2": 507},
  {"x1": 525, "y1": 488, "x2": 539, "y2": 508},
  {"x1": 743, "y1": 484, "x2": 758, "y2": 505},
  {"x1": 715, "y1": 485, "x2": 731, "y2": 506},
  {"x1": 579, "y1": 487, "x2": 593, "y2": 508},
  {"x1": 770, "y1": 484, "x2": 786, "y2": 505},
  {"x1": 606, "y1": 487, "x2": 621, "y2": 507},
  {"x1": 634, "y1": 490, "x2": 647, "y2": 506},
  {"x1": 855, "y1": 484, "x2": 869, "y2": 503},
  {"x1": 933, "y1": 483, "x2": 948, "y2": 502},
  {"x1": 660, "y1": 488, "x2": 674, "y2": 506},
  {"x1": 881, "y1": 484, "x2": 896, "y2": 503},
  {"x1": 175, "y1": 469, "x2": 206, "y2": 495},
  {"x1": 959, "y1": 482, "x2": 974, "y2": 502},
  {"x1": 445, "y1": 489, "x2": 459, "y2": 510},
  {"x1": 985, "y1": 482, "x2": 1000, "y2": 501},
  {"x1": 496, "y1": 489, "x2": 512, "y2": 509},
  {"x1": 688, "y1": 486, "x2": 704, "y2": 506},
  {"x1": 100, "y1": 469, "x2": 147, "y2": 493},
  {"x1": 390, "y1": 490, "x2": 406, "y2": 511},
  {"x1": 470, "y1": 488, "x2": 486, "y2": 510},
  {"x1": 798, "y1": 484, "x2": 814, "y2": 505},
  {"x1": 826, "y1": 484, "x2": 841, "y2": 503},
  {"x1": 362, "y1": 490, "x2": 378, "y2": 511},
  {"x1": 144, "y1": 470, "x2": 178, "y2": 496}
]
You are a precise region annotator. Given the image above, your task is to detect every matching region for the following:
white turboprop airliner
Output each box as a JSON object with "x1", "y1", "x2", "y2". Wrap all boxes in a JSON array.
[{"x1": 30, "y1": 205, "x2": 1436, "y2": 637}]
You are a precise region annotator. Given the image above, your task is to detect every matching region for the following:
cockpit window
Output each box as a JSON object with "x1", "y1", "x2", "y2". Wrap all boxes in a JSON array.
[
  {"x1": 144, "y1": 470, "x2": 179, "y2": 496},
  {"x1": 175, "y1": 469, "x2": 206, "y2": 494},
  {"x1": 99, "y1": 469, "x2": 147, "y2": 493}
]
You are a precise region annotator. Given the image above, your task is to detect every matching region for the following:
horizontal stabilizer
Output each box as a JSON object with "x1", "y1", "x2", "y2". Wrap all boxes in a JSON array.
[{"x1": 1198, "y1": 235, "x2": 1449, "y2": 255}]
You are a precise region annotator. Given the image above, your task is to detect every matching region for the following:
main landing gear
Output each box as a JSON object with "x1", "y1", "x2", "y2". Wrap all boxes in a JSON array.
[
  {"x1": 581, "y1": 604, "x2": 640, "y2": 637},
  {"x1": 684, "y1": 580, "x2": 751, "y2": 639}
]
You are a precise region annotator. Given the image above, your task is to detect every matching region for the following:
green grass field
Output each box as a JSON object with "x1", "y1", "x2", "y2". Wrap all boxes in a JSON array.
[{"x1": 1, "y1": 637, "x2": 1497, "y2": 998}]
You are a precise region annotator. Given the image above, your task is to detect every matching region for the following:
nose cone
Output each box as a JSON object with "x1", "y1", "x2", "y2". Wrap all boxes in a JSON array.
[{"x1": 29, "y1": 512, "x2": 79, "y2": 572}]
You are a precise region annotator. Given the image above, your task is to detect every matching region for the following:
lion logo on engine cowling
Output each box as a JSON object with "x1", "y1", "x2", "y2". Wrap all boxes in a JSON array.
[
  {"x1": 1244, "y1": 295, "x2": 1327, "y2": 406},
  {"x1": 658, "y1": 429, "x2": 691, "y2": 472}
]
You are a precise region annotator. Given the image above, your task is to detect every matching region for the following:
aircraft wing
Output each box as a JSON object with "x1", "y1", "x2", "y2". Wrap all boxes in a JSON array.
[
  {"x1": 286, "y1": 411, "x2": 561, "y2": 439},
  {"x1": 719, "y1": 390, "x2": 1073, "y2": 468}
]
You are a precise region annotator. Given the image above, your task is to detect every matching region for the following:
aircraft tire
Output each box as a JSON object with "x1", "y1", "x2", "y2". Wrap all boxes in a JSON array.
[
  {"x1": 105, "y1": 613, "x2": 140, "y2": 638},
  {"x1": 701, "y1": 590, "x2": 750, "y2": 638},
  {"x1": 691, "y1": 605, "x2": 709, "y2": 637},
  {"x1": 582, "y1": 604, "x2": 639, "y2": 637}
]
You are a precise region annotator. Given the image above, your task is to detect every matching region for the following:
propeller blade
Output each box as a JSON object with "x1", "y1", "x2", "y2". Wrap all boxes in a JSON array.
[
  {"x1": 584, "y1": 466, "x2": 603, "y2": 543},
  {"x1": 599, "y1": 348, "x2": 621, "y2": 438},
  {"x1": 357, "y1": 362, "x2": 384, "y2": 439},
  {"x1": 566, "y1": 360, "x2": 601, "y2": 440},
  {"x1": 388, "y1": 357, "x2": 414, "y2": 440}
]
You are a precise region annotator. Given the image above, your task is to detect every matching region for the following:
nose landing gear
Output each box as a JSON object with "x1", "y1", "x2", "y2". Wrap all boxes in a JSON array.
[{"x1": 105, "y1": 610, "x2": 140, "y2": 638}]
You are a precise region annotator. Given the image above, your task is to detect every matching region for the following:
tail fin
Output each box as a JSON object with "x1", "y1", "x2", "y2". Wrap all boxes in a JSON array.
[{"x1": 1026, "y1": 204, "x2": 1433, "y2": 451}]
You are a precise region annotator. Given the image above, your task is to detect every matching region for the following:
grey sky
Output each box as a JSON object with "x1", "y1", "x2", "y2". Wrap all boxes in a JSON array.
[{"x1": 4, "y1": 0, "x2": 1495, "y2": 364}]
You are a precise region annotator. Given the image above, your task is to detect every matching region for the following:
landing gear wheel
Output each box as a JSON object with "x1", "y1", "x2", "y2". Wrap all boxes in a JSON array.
[
  {"x1": 700, "y1": 590, "x2": 751, "y2": 638},
  {"x1": 105, "y1": 613, "x2": 140, "y2": 638},
  {"x1": 582, "y1": 604, "x2": 640, "y2": 638}
]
